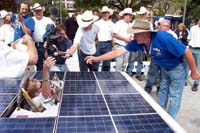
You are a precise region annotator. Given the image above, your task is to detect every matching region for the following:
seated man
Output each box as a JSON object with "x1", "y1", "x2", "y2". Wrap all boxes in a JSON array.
[
  {"x1": 0, "y1": 35, "x2": 38, "y2": 78},
  {"x1": 23, "y1": 57, "x2": 56, "y2": 112}
]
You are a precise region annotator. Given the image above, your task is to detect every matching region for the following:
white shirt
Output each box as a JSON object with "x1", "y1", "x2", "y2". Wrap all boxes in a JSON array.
[
  {"x1": 188, "y1": 25, "x2": 200, "y2": 48},
  {"x1": 0, "y1": 43, "x2": 29, "y2": 79},
  {"x1": 0, "y1": 24, "x2": 14, "y2": 45},
  {"x1": 96, "y1": 19, "x2": 114, "y2": 41},
  {"x1": 168, "y1": 29, "x2": 178, "y2": 39},
  {"x1": 32, "y1": 16, "x2": 55, "y2": 42},
  {"x1": 74, "y1": 23, "x2": 99, "y2": 55},
  {"x1": 113, "y1": 20, "x2": 130, "y2": 46}
]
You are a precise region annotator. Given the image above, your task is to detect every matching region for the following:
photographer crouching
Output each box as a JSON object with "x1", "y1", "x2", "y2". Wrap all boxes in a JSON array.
[{"x1": 45, "y1": 24, "x2": 72, "y2": 72}]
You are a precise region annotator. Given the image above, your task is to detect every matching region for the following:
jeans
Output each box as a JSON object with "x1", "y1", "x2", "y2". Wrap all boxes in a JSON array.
[
  {"x1": 50, "y1": 64, "x2": 69, "y2": 72},
  {"x1": 36, "y1": 43, "x2": 45, "y2": 71},
  {"x1": 190, "y1": 48, "x2": 200, "y2": 85},
  {"x1": 144, "y1": 58, "x2": 161, "y2": 92},
  {"x1": 126, "y1": 50, "x2": 144, "y2": 76},
  {"x1": 78, "y1": 50, "x2": 98, "y2": 71},
  {"x1": 114, "y1": 44, "x2": 129, "y2": 71},
  {"x1": 157, "y1": 62, "x2": 186, "y2": 118},
  {"x1": 96, "y1": 41, "x2": 112, "y2": 71}
]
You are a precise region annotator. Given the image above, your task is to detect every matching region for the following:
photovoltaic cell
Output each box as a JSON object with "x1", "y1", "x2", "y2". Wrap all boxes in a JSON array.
[
  {"x1": 0, "y1": 94, "x2": 16, "y2": 115},
  {"x1": 0, "y1": 117, "x2": 55, "y2": 132},
  {"x1": 95, "y1": 72, "x2": 127, "y2": 80},
  {"x1": 105, "y1": 94, "x2": 156, "y2": 114},
  {"x1": 98, "y1": 80, "x2": 138, "y2": 94},
  {"x1": 65, "y1": 72, "x2": 95, "y2": 80},
  {"x1": 57, "y1": 116, "x2": 115, "y2": 133},
  {"x1": 59, "y1": 95, "x2": 109, "y2": 116},
  {"x1": 63, "y1": 81, "x2": 101, "y2": 94},
  {"x1": 113, "y1": 114, "x2": 174, "y2": 133},
  {"x1": 0, "y1": 80, "x2": 21, "y2": 93}
]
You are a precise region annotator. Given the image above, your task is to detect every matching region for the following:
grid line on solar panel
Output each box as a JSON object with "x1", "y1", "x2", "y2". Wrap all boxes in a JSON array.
[
  {"x1": 65, "y1": 72, "x2": 95, "y2": 80},
  {"x1": 104, "y1": 94, "x2": 156, "y2": 115},
  {"x1": 95, "y1": 72, "x2": 127, "y2": 80},
  {"x1": 59, "y1": 95, "x2": 109, "y2": 116},
  {"x1": 0, "y1": 80, "x2": 21, "y2": 93},
  {"x1": 0, "y1": 117, "x2": 55, "y2": 132},
  {"x1": 63, "y1": 80, "x2": 101, "y2": 94},
  {"x1": 113, "y1": 114, "x2": 174, "y2": 133},
  {"x1": 56, "y1": 116, "x2": 116, "y2": 133},
  {"x1": 98, "y1": 80, "x2": 138, "y2": 94},
  {"x1": 0, "y1": 94, "x2": 16, "y2": 115}
]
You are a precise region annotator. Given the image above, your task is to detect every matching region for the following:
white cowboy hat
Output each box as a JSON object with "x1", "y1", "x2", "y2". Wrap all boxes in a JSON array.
[
  {"x1": 137, "y1": 6, "x2": 149, "y2": 14},
  {"x1": 77, "y1": 10, "x2": 99, "y2": 28},
  {"x1": 127, "y1": 19, "x2": 156, "y2": 34},
  {"x1": 0, "y1": 10, "x2": 8, "y2": 18},
  {"x1": 119, "y1": 8, "x2": 133, "y2": 16},
  {"x1": 154, "y1": 17, "x2": 165, "y2": 27},
  {"x1": 101, "y1": 6, "x2": 113, "y2": 16},
  {"x1": 30, "y1": 3, "x2": 45, "y2": 11}
]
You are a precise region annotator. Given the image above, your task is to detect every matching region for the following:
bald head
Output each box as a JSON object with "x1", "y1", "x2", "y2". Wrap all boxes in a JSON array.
[{"x1": 159, "y1": 19, "x2": 171, "y2": 31}]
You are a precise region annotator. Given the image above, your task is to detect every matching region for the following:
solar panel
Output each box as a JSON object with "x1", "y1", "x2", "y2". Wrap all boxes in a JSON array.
[
  {"x1": 0, "y1": 94, "x2": 16, "y2": 115},
  {"x1": 0, "y1": 80, "x2": 21, "y2": 93},
  {"x1": 0, "y1": 72, "x2": 185, "y2": 133}
]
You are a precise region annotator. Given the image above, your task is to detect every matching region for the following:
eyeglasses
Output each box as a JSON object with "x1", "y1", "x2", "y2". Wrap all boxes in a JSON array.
[{"x1": 102, "y1": 12, "x2": 109, "y2": 14}]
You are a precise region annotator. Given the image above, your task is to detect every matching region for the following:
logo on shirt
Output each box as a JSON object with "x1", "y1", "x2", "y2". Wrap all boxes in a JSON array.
[{"x1": 153, "y1": 48, "x2": 161, "y2": 56}]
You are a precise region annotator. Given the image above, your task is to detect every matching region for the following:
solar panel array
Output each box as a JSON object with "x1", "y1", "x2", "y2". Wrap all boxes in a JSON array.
[{"x1": 0, "y1": 72, "x2": 180, "y2": 132}]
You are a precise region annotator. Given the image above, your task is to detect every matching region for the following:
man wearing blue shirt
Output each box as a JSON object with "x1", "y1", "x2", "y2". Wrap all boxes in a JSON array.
[
  {"x1": 85, "y1": 19, "x2": 200, "y2": 118},
  {"x1": 13, "y1": 2, "x2": 35, "y2": 41}
]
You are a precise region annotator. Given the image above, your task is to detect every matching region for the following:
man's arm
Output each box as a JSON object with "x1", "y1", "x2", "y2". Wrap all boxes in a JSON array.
[
  {"x1": 112, "y1": 33, "x2": 132, "y2": 43},
  {"x1": 41, "y1": 57, "x2": 56, "y2": 99},
  {"x1": 184, "y1": 48, "x2": 200, "y2": 80},
  {"x1": 64, "y1": 43, "x2": 79, "y2": 58},
  {"x1": 85, "y1": 48, "x2": 127, "y2": 64}
]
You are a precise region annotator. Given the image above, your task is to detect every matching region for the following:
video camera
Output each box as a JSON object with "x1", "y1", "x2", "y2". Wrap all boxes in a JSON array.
[{"x1": 43, "y1": 24, "x2": 61, "y2": 57}]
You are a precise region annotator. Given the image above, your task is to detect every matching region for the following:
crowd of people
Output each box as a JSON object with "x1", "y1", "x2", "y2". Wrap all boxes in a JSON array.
[{"x1": 0, "y1": 2, "x2": 200, "y2": 118}]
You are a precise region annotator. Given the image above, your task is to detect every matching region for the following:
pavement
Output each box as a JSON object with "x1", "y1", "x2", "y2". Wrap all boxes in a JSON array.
[{"x1": 132, "y1": 75, "x2": 200, "y2": 133}]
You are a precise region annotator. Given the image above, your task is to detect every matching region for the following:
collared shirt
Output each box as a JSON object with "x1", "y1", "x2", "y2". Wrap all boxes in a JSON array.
[
  {"x1": 125, "y1": 30, "x2": 186, "y2": 70},
  {"x1": 96, "y1": 19, "x2": 114, "y2": 41},
  {"x1": 74, "y1": 23, "x2": 99, "y2": 55},
  {"x1": 188, "y1": 25, "x2": 200, "y2": 48}
]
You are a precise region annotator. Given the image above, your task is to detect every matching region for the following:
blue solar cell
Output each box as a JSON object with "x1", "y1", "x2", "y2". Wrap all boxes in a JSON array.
[
  {"x1": 33, "y1": 72, "x2": 65, "y2": 80},
  {"x1": 63, "y1": 81, "x2": 100, "y2": 94},
  {"x1": 105, "y1": 94, "x2": 156, "y2": 114},
  {"x1": 0, "y1": 80, "x2": 21, "y2": 93},
  {"x1": 0, "y1": 117, "x2": 55, "y2": 132},
  {"x1": 99, "y1": 80, "x2": 138, "y2": 94},
  {"x1": 0, "y1": 94, "x2": 16, "y2": 115},
  {"x1": 59, "y1": 95, "x2": 109, "y2": 116},
  {"x1": 65, "y1": 72, "x2": 95, "y2": 80},
  {"x1": 95, "y1": 72, "x2": 127, "y2": 80},
  {"x1": 113, "y1": 114, "x2": 174, "y2": 133},
  {"x1": 57, "y1": 116, "x2": 115, "y2": 133}
]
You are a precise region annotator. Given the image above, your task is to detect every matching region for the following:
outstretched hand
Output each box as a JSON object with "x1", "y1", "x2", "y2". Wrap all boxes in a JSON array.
[
  {"x1": 84, "y1": 56, "x2": 97, "y2": 64},
  {"x1": 43, "y1": 56, "x2": 56, "y2": 70}
]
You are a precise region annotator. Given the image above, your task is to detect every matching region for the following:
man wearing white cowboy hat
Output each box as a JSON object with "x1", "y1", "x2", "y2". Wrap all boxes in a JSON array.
[
  {"x1": 95, "y1": 6, "x2": 115, "y2": 71},
  {"x1": 85, "y1": 19, "x2": 200, "y2": 118},
  {"x1": 112, "y1": 8, "x2": 134, "y2": 72},
  {"x1": 65, "y1": 10, "x2": 99, "y2": 71},
  {"x1": 13, "y1": 2, "x2": 35, "y2": 41},
  {"x1": 30, "y1": 2, "x2": 55, "y2": 70}
]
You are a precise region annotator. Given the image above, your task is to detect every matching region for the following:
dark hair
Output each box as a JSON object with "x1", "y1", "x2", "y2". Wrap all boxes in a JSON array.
[{"x1": 56, "y1": 24, "x2": 66, "y2": 32}]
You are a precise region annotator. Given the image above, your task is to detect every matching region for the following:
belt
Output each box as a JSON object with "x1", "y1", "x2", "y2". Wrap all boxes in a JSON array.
[
  {"x1": 99, "y1": 40, "x2": 112, "y2": 43},
  {"x1": 35, "y1": 42, "x2": 44, "y2": 47}
]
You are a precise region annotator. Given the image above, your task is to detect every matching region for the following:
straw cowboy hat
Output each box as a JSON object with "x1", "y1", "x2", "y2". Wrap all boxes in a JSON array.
[
  {"x1": 137, "y1": 6, "x2": 149, "y2": 14},
  {"x1": 119, "y1": 8, "x2": 134, "y2": 16},
  {"x1": 127, "y1": 19, "x2": 156, "y2": 34},
  {"x1": 77, "y1": 10, "x2": 99, "y2": 28},
  {"x1": 101, "y1": 6, "x2": 113, "y2": 16},
  {"x1": 30, "y1": 3, "x2": 45, "y2": 12},
  {"x1": 0, "y1": 10, "x2": 8, "y2": 18}
]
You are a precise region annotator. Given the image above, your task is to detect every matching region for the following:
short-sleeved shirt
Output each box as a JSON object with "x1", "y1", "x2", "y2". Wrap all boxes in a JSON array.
[
  {"x1": 13, "y1": 14, "x2": 35, "y2": 41},
  {"x1": 0, "y1": 43, "x2": 29, "y2": 78},
  {"x1": 73, "y1": 23, "x2": 99, "y2": 55},
  {"x1": 0, "y1": 24, "x2": 14, "y2": 44},
  {"x1": 125, "y1": 30, "x2": 186, "y2": 70}
]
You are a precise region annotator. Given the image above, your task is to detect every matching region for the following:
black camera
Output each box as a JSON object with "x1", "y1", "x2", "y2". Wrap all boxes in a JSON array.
[{"x1": 43, "y1": 24, "x2": 61, "y2": 57}]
